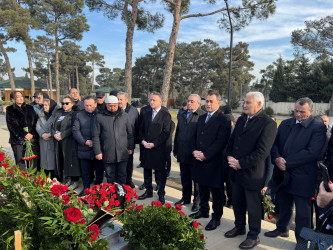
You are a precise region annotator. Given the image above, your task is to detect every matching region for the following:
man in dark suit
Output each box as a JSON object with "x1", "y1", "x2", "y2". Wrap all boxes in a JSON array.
[
  {"x1": 265, "y1": 97, "x2": 326, "y2": 240},
  {"x1": 189, "y1": 91, "x2": 231, "y2": 231},
  {"x1": 224, "y1": 92, "x2": 277, "y2": 249},
  {"x1": 138, "y1": 92, "x2": 171, "y2": 204},
  {"x1": 174, "y1": 94, "x2": 206, "y2": 212}
]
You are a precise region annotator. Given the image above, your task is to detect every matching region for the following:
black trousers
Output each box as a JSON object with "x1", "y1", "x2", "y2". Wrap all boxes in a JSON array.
[
  {"x1": 144, "y1": 168, "x2": 166, "y2": 197},
  {"x1": 276, "y1": 189, "x2": 311, "y2": 240},
  {"x1": 180, "y1": 163, "x2": 199, "y2": 204},
  {"x1": 11, "y1": 143, "x2": 39, "y2": 171},
  {"x1": 80, "y1": 159, "x2": 104, "y2": 189},
  {"x1": 199, "y1": 184, "x2": 224, "y2": 220},
  {"x1": 126, "y1": 154, "x2": 134, "y2": 185},
  {"x1": 232, "y1": 182, "x2": 262, "y2": 239}
]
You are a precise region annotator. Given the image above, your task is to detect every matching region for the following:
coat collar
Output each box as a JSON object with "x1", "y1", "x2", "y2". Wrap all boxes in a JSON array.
[{"x1": 285, "y1": 115, "x2": 314, "y2": 128}]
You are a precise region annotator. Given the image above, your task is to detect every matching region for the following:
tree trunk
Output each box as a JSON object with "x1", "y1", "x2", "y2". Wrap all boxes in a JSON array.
[
  {"x1": 75, "y1": 66, "x2": 79, "y2": 92},
  {"x1": 124, "y1": 0, "x2": 139, "y2": 103},
  {"x1": 161, "y1": 0, "x2": 182, "y2": 106},
  {"x1": 47, "y1": 57, "x2": 53, "y2": 99},
  {"x1": 68, "y1": 73, "x2": 71, "y2": 91},
  {"x1": 26, "y1": 45, "x2": 35, "y2": 96},
  {"x1": 91, "y1": 61, "x2": 95, "y2": 91},
  {"x1": 0, "y1": 39, "x2": 15, "y2": 90},
  {"x1": 55, "y1": 37, "x2": 60, "y2": 104}
]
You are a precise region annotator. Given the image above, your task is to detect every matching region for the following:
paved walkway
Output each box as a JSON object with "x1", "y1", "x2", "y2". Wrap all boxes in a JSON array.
[{"x1": 0, "y1": 114, "x2": 296, "y2": 249}]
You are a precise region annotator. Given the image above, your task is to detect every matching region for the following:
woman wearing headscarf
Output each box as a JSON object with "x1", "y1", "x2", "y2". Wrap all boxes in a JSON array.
[
  {"x1": 52, "y1": 95, "x2": 80, "y2": 188},
  {"x1": 36, "y1": 98, "x2": 58, "y2": 178},
  {"x1": 6, "y1": 91, "x2": 39, "y2": 170}
]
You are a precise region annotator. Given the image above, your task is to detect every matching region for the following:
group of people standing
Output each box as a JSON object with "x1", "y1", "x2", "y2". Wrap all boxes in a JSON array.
[
  {"x1": 171, "y1": 91, "x2": 329, "y2": 249},
  {"x1": 6, "y1": 89, "x2": 139, "y2": 196},
  {"x1": 5, "y1": 88, "x2": 332, "y2": 249}
]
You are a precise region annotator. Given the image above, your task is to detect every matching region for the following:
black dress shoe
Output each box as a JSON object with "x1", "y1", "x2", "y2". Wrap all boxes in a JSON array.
[
  {"x1": 189, "y1": 210, "x2": 209, "y2": 219},
  {"x1": 205, "y1": 219, "x2": 220, "y2": 231},
  {"x1": 139, "y1": 183, "x2": 145, "y2": 190},
  {"x1": 138, "y1": 192, "x2": 153, "y2": 200},
  {"x1": 175, "y1": 199, "x2": 190, "y2": 205},
  {"x1": 159, "y1": 195, "x2": 165, "y2": 205},
  {"x1": 191, "y1": 203, "x2": 199, "y2": 212},
  {"x1": 264, "y1": 229, "x2": 289, "y2": 238},
  {"x1": 224, "y1": 227, "x2": 246, "y2": 238},
  {"x1": 127, "y1": 181, "x2": 135, "y2": 189},
  {"x1": 239, "y1": 237, "x2": 260, "y2": 249}
]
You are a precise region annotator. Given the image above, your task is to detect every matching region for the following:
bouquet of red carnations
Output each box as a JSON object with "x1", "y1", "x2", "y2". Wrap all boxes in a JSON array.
[{"x1": 82, "y1": 183, "x2": 138, "y2": 213}]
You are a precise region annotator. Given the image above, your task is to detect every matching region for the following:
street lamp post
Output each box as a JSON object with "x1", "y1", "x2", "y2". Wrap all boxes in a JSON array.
[{"x1": 225, "y1": 0, "x2": 233, "y2": 105}]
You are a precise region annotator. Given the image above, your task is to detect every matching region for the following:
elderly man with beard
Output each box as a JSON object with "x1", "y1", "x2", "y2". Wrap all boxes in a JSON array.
[{"x1": 93, "y1": 95, "x2": 134, "y2": 184}]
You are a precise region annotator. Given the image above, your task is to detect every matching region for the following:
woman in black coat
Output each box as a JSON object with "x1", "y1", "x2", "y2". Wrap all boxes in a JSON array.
[
  {"x1": 52, "y1": 95, "x2": 80, "y2": 188},
  {"x1": 6, "y1": 91, "x2": 39, "y2": 170}
]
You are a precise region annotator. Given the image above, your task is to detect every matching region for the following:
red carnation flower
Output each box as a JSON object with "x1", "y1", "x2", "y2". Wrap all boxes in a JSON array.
[
  {"x1": 165, "y1": 203, "x2": 172, "y2": 209},
  {"x1": 179, "y1": 211, "x2": 185, "y2": 216},
  {"x1": 200, "y1": 234, "x2": 205, "y2": 240},
  {"x1": 50, "y1": 185, "x2": 69, "y2": 197},
  {"x1": 62, "y1": 195, "x2": 70, "y2": 204},
  {"x1": 88, "y1": 224, "x2": 100, "y2": 242},
  {"x1": 175, "y1": 204, "x2": 182, "y2": 211},
  {"x1": 64, "y1": 207, "x2": 82, "y2": 223},
  {"x1": 135, "y1": 205, "x2": 143, "y2": 211},
  {"x1": 192, "y1": 221, "x2": 199, "y2": 229},
  {"x1": 268, "y1": 214, "x2": 273, "y2": 220}
]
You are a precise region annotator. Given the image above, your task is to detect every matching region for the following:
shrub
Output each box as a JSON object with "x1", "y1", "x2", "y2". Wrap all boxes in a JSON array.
[
  {"x1": 120, "y1": 201, "x2": 206, "y2": 249},
  {"x1": 265, "y1": 106, "x2": 274, "y2": 116}
]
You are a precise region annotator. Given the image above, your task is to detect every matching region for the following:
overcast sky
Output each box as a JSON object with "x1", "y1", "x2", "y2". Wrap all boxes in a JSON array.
[{"x1": 4, "y1": 0, "x2": 333, "y2": 85}]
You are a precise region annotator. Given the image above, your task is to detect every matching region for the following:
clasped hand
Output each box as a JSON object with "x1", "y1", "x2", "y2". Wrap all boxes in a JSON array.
[
  {"x1": 193, "y1": 150, "x2": 206, "y2": 161},
  {"x1": 142, "y1": 140, "x2": 154, "y2": 149},
  {"x1": 228, "y1": 156, "x2": 241, "y2": 170}
]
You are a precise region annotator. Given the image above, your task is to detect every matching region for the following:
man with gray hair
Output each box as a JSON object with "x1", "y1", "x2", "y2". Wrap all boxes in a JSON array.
[
  {"x1": 117, "y1": 91, "x2": 139, "y2": 188},
  {"x1": 174, "y1": 94, "x2": 206, "y2": 212},
  {"x1": 225, "y1": 91, "x2": 277, "y2": 249},
  {"x1": 265, "y1": 97, "x2": 326, "y2": 241}
]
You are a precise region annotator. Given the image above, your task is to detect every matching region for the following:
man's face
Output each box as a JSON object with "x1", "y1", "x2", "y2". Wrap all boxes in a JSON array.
[
  {"x1": 106, "y1": 103, "x2": 118, "y2": 112},
  {"x1": 243, "y1": 95, "x2": 261, "y2": 116},
  {"x1": 70, "y1": 89, "x2": 80, "y2": 100},
  {"x1": 187, "y1": 96, "x2": 200, "y2": 112},
  {"x1": 205, "y1": 94, "x2": 220, "y2": 113},
  {"x1": 321, "y1": 115, "x2": 330, "y2": 128},
  {"x1": 36, "y1": 94, "x2": 43, "y2": 104},
  {"x1": 150, "y1": 95, "x2": 162, "y2": 110},
  {"x1": 294, "y1": 102, "x2": 313, "y2": 122},
  {"x1": 97, "y1": 97, "x2": 105, "y2": 104},
  {"x1": 84, "y1": 99, "x2": 97, "y2": 113},
  {"x1": 118, "y1": 94, "x2": 128, "y2": 109}
]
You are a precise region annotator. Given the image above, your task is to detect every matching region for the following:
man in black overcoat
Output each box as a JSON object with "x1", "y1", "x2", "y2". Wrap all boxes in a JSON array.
[
  {"x1": 189, "y1": 91, "x2": 231, "y2": 231},
  {"x1": 173, "y1": 94, "x2": 206, "y2": 212},
  {"x1": 138, "y1": 92, "x2": 171, "y2": 204},
  {"x1": 225, "y1": 92, "x2": 277, "y2": 249},
  {"x1": 265, "y1": 97, "x2": 326, "y2": 240}
]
